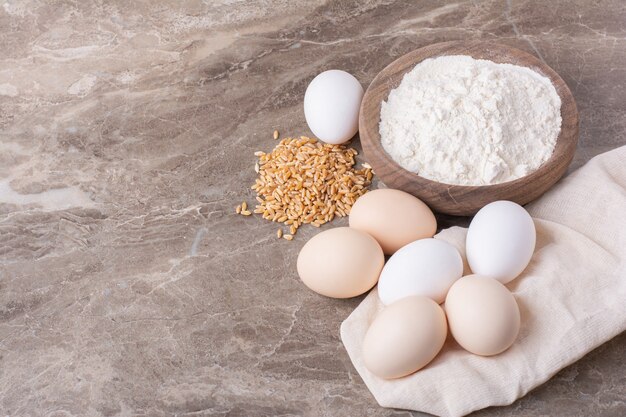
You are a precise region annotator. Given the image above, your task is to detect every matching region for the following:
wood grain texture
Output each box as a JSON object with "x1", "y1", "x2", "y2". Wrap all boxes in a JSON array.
[{"x1": 359, "y1": 41, "x2": 579, "y2": 216}]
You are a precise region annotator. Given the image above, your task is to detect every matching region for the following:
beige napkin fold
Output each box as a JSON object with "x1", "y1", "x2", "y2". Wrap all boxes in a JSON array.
[{"x1": 340, "y1": 146, "x2": 626, "y2": 417}]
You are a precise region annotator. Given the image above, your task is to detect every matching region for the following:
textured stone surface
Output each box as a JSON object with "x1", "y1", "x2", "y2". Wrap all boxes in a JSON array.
[{"x1": 1, "y1": 1, "x2": 625, "y2": 416}]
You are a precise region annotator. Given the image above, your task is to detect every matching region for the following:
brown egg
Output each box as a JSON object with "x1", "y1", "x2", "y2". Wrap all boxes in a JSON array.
[
  {"x1": 445, "y1": 275, "x2": 521, "y2": 356},
  {"x1": 362, "y1": 296, "x2": 448, "y2": 379},
  {"x1": 297, "y1": 227, "x2": 384, "y2": 298},
  {"x1": 349, "y1": 189, "x2": 437, "y2": 254}
]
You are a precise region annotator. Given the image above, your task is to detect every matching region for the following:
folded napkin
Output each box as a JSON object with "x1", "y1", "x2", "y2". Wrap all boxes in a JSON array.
[{"x1": 341, "y1": 146, "x2": 626, "y2": 417}]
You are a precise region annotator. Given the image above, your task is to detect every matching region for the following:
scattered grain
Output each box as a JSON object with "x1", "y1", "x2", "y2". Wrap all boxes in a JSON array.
[{"x1": 247, "y1": 135, "x2": 373, "y2": 236}]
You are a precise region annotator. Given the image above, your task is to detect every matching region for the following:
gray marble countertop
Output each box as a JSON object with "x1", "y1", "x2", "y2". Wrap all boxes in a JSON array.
[{"x1": 1, "y1": 1, "x2": 624, "y2": 416}]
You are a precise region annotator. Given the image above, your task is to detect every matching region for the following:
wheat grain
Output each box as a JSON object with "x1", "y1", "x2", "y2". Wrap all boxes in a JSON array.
[{"x1": 247, "y1": 135, "x2": 373, "y2": 235}]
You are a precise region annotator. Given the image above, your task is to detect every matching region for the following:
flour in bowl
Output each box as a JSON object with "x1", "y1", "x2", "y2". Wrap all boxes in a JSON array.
[{"x1": 379, "y1": 55, "x2": 562, "y2": 185}]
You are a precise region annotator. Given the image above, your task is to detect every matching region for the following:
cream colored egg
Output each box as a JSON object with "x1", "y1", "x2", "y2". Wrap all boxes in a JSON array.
[
  {"x1": 362, "y1": 296, "x2": 447, "y2": 379},
  {"x1": 349, "y1": 189, "x2": 436, "y2": 255},
  {"x1": 445, "y1": 275, "x2": 521, "y2": 356},
  {"x1": 297, "y1": 227, "x2": 384, "y2": 298}
]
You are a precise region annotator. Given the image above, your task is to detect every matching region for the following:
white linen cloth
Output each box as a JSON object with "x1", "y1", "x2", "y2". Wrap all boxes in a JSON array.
[{"x1": 340, "y1": 146, "x2": 626, "y2": 417}]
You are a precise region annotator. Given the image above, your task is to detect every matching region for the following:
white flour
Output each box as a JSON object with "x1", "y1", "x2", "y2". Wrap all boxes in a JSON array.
[{"x1": 379, "y1": 55, "x2": 562, "y2": 185}]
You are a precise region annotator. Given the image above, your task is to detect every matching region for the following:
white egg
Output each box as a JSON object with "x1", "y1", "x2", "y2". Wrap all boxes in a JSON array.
[
  {"x1": 466, "y1": 200, "x2": 536, "y2": 284},
  {"x1": 303, "y1": 70, "x2": 364, "y2": 144},
  {"x1": 378, "y1": 238, "x2": 463, "y2": 305}
]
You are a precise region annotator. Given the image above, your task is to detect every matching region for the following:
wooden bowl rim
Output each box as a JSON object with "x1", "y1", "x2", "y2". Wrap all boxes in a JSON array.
[{"x1": 359, "y1": 40, "x2": 579, "y2": 193}]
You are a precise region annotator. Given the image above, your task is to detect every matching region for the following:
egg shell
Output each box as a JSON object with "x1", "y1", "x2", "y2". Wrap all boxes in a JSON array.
[
  {"x1": 349, "y1": 189, "x2": 437, "y2": 255},
  {"x1": 363, "y1": 295, "x2": 447, "y2": 379},
  {"x1": 466, "y1": 200, "x2": 536, "y2": 284},
  {"x1": 378, "y1": 238, "x2": 463, "y2": 305},
  {"x1": 445, "y1": 275, "x2": 521, "y2": 356},
  {"x1": 297, "y1": 227, "x2": 384, "y2": 298},
  {"x1": 303, "y1": 70, "x2": 364, "y2": 144}
]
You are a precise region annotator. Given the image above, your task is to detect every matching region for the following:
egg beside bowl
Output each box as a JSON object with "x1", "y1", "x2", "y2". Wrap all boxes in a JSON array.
[
  {"x1": 466, "y1": 200, "x2": 536, "y2": 284},
  {"x1": 349, "y1": 188, "x2": 436, "y2": 255},
  {"x1": 304, "y1": 69, "x2": 364, "y2": 145}
]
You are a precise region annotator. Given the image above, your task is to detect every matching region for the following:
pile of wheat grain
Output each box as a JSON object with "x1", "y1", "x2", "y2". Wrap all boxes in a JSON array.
[{"x1": 237, "y1": 134, "x2": 373, "y2": 240}]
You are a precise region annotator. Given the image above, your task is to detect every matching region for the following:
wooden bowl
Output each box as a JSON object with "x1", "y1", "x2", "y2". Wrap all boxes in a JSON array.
[{"x1": 359, "y1": 41, "x2": 579, "y2": 216}]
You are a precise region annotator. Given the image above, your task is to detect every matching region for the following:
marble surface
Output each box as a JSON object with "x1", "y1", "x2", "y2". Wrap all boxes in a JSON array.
[{"x1": 1, "y1": 1, "x2": 625, "y2": 416}]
